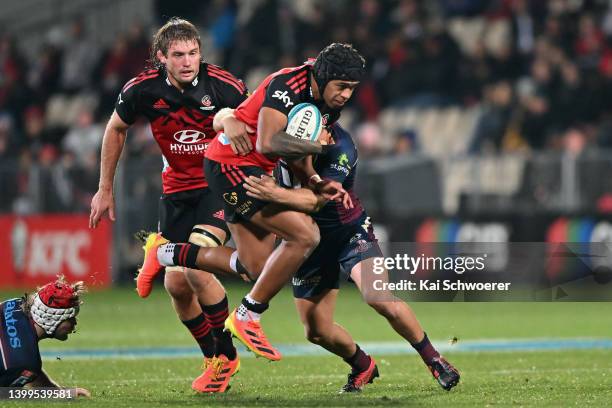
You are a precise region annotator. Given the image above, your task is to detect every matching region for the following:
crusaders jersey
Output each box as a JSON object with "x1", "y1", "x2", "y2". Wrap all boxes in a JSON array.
[
  {"x1": 116, "y1": 63, "x2": 248, "y2": 194},
  {"x1": 0, "y1": 298, "x2": 41, "y2": 387},
  {"x1": 206, "y1": 61, "x2": 342, "y2": 173}
]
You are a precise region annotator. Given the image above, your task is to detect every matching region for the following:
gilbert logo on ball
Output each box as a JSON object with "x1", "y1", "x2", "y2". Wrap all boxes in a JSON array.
[{"x1": 286, "y1": 103, "x2": 323, "y2": 141}]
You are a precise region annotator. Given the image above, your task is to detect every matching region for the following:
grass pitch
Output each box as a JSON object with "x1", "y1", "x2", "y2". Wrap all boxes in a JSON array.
[{"x1": 2, "y1": 283, "x2": 611, "y2": 407}]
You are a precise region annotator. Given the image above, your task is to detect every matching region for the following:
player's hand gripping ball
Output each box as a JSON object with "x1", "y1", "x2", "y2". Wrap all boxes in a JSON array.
[{"x1": 285, "y1": 103, "x2": 323, "y2": 141}]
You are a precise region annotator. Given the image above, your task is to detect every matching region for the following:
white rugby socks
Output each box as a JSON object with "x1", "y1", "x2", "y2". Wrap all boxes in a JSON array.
[{"x1": 157, "y1": 243, "x2": 175, "y2": 266}]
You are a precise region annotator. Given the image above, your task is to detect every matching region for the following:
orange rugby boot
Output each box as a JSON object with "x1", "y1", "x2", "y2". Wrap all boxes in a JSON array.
[
  {"x1": 224, "y1": 309, "x2": 282, "y2": 361},
  {"x1": 340, "y1": 356, "x2": 379, "y2": 393},
  {"x1": 192, "y1": 354, "x2": 240, "y2": 393},
  {"x1": 135, "y1": 232, "x2": 168, "y2": 298},
  {"x1": 190, "y1": 356, "x2": 214, "y2": 391}
]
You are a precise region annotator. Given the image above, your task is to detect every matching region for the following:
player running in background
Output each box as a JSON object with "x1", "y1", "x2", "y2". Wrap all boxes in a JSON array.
[
  {"x1": 138, "y1": 44, "x2": 364, "y2": 364},
  {"x1": 89, "y1": 17, "x2": 249, "y2": 392},
  {"x1": 0, "y1": 277, "x2": 90, "y2": 396},
  {"x1": 242, "y1": 124, "x2": 460, "y2": 393}
]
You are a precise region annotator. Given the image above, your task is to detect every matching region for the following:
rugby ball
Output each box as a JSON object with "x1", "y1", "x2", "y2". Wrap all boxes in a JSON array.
[{"x1": 286, "y1": 103, "x2": 323, "y2": 141}]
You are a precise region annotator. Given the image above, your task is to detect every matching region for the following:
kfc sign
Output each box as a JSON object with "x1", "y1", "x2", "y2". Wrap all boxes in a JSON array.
[
  {"x1": 0, "y1": 215, "x2": 111, "y2": 288},
  {"x1": 27, "y1": 231, "x2": 91, "y2": 276}
]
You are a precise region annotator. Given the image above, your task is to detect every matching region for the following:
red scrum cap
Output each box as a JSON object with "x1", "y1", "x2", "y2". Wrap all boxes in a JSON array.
[
  {"x1": 37, "y1": 281, "x2": 79, "y2": 309},
  {"x1": 30, "y1": 278, "x2": 83, "y2": 335}
]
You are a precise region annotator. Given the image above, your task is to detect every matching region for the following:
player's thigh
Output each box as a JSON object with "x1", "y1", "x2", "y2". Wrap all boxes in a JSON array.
[
  {"x1": 337, "y1": 221, "x2": 383, "y2": 290},
  {"x1": 250, "y1": 204, "x2": 320, "y2": 245},
  {"x1": 192, "y1": 187, "x2": 230, "y2": 245},
  {"x1": 185, "y1": 195, "x2": 230, "y2": 292},
  {"x1": 204, "y1": 159, "x2": 270, "y2": 225},
  {"x1": 205, "y1": 159, "x2": 318, "y2": 244},
  {"x1": 227, "y1": 221, "x2": 276, "y2": 276},
  {"x1": 158, "y1": 189, "x2": 199, "y2": 243},
  {"x1": 352, "y1": 262, "x2": 405, "y2": 321},
  {"x1": 292, "y1": 240, "x2": 342, "y2": 300},
  {"x1": 294, "y1": 289, "x2": 339, "y2": 334},
  {"x1": 348, "y1": 259, "x2": 369, "y2": 290},
  {"x1": 350, "y1": 258, "x2": 379, "y2": 300},
  {"x1": 159, "y1": 189, "x2": 219, "y2": 294}
]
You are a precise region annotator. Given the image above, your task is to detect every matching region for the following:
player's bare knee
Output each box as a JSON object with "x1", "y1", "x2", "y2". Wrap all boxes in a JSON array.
[
  {"x1": 185, "y1": 268, "x2": 218, "y2": 292},
  {"x1": 164, "y1": 268, "x2": 193, "y2": 301},
  {"x1": 245, "y1": 257, "x2": 267, "y2": 276},
  {"x1": 240, "y1": 256, "x2": 265, "y2": 277},
  {"x1": 368, "y1": 300, "x2": 398, "y2": 320},
  {"x1": 292, "y1": 224, "x2": 320, "y2": 251},
  {"x1": 308, "y1": 226, "x2": 321, "y2": 249},
  {"x1": 304, "y1": 326, "x2": 327, "y2": 345}
]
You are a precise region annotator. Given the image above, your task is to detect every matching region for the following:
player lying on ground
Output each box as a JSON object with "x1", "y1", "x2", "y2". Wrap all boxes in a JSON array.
[
  {"x1": 138, "y1": 44, "x2": 364, "y2": 375},
  {"x1": 89, "y1": 17, "x2": 251, "y2": 392},
  {"x1": 0, "y1": 277, "x2": 90, "y2": 396},
  {"x1": 242, "y1": 124, "x2": 460, "y2": 392}
]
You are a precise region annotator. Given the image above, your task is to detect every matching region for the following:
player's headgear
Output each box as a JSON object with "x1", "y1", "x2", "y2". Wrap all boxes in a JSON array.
[
  {"x1": 30, "y1": 279, "x2": 83, "y2": 335},
  {"x1": 313, "y1": 43, "x2": 366, "y2": 93}
]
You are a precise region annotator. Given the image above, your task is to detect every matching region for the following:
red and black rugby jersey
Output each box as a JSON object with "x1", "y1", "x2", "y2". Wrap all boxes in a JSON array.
[
  {"x1": 115, "y1": 63, "x2": 248, "y2": 193},
  {"x1": 206, "y1": 61, "x2": 342, "y2": 173}
]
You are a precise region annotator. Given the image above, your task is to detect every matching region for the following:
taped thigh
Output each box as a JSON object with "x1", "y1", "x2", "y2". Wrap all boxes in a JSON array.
[{"x1": 189, "y1": 224, "x2": 226, "y2": 247}]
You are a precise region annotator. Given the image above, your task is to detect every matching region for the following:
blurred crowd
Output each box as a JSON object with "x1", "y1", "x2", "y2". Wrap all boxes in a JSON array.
[{"x1": 2, "y1": 0, "x2": 612, "y2": 214}]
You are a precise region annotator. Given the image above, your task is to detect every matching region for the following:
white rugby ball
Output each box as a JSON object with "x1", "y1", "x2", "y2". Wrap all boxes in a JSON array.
[{"x1": 285, "y1": 103, "x2": 323, "y2": 141}]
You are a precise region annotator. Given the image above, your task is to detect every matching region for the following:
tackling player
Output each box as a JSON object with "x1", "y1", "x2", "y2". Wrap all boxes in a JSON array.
[
  {"x1": 137, "y1": 43, "x2": 364, "y2": 364},
  {"x1": 243, "y1": 124, "x2": 460, "y2": 392},
  {"x1": 0, "y1": 277, "x2": 90, "y2": 396},
  {"x1": 89, "y1": 17, "x2": 249, "y2": 392}
]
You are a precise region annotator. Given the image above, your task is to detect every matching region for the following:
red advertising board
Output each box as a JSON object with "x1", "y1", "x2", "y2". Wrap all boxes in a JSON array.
[{"x1": 0, "y1": 215, "x2": 111, "y2": 288}]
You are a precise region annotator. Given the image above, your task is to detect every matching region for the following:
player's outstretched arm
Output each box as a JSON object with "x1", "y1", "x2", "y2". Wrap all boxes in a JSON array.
[
  {"x1": 89, "y1": 111, "x2": 129, "y2": 228},
  {"x1": 27, "y1": 369, "x2": 91, "y2": 397},
  {"x1": 257, "y1": 107, "x2": 327, "y2": 159},
  {"x1": 287, "y1": 151, "x2": 353, "y2": 209},
  {"x1": 244, "y1": 175, "x2": 327, "y2": 213}
]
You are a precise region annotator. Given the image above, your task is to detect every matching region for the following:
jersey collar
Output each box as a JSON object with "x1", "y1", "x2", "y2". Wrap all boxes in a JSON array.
[{"x1": 165, "y1": 73, "x2": 200, "y2": 89}]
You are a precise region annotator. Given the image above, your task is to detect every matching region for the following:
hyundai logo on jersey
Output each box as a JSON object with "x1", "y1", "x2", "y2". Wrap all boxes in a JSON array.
[{"x1": 173, "y1": 130, "x2": 206, "y2": 144}]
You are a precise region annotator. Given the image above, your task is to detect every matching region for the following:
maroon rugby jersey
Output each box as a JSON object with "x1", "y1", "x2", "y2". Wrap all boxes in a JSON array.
[
  {"x1": 205, "y1": 60, "x2": 342, "y2": 173},
  {"x1": 115, "y1": 63, "x2": 247, "y2": 193}
]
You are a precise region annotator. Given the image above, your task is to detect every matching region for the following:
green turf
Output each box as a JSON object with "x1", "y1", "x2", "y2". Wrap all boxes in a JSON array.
[
  {"x1": 5, "y1": 351, "x2": 612, "y2": 407},
  {"x1": 4, "y1": 284, "x2": 610, "y2": 350},
  {"x1": 2, "y1": 284, "x2": 612, "y2": 406}
]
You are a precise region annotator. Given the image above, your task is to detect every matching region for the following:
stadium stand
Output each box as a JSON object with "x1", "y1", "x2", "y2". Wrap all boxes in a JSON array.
[{"x1": 4, "y1": 0, "x2": 612, "y2": 278}]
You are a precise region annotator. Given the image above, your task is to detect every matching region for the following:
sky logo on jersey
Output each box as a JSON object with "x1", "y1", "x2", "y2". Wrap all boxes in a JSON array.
[
  {"x1": 3, "y1": 300, "x2": 22, "y2": 349},
  {"x1": 272, "y1": 90, "x2": 294, "y2": 108}
]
